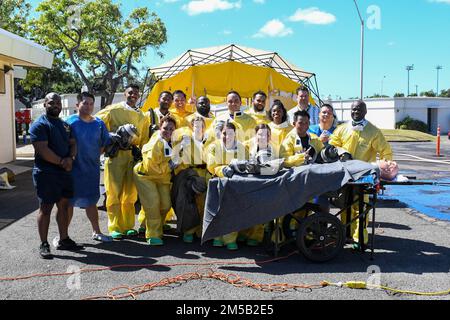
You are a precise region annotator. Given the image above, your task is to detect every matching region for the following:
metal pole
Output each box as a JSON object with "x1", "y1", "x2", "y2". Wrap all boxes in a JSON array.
[
  {"x1": 353, "y1": 0, "x2": 364, "y2": 100},
  {"x1": 381, "y1": 75, "x2": 386, "y2": 96},
  {"x1": 436, "y1": 65, "x2": 443, "y2": 96},
  {"x1": 406, "y1": 65, "x2": 414, "y2": 96}
]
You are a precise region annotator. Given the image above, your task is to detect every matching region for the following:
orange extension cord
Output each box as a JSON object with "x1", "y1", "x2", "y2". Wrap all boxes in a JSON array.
[{"x1": 0, "y1": 250, "x2": 326, "y2": 299}]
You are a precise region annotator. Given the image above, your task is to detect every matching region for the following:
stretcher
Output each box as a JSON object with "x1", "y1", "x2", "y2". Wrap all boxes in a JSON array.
[
  {"x1": 263, "y1": 176, "x2": 450, "y2": 262},
  {"x1": 263, "y1": 176, "x2": 379, "y2": 262},
  {"x1": 202, "y1": 160, "x2": 379, "y2": 261},
  {"x1": 202, "y1": 160, "x2": 449, "y2": 263}
]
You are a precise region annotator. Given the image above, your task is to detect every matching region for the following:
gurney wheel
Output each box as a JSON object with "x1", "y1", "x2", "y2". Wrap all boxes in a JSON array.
[{"x1": 296, "y1": 213, "x2": 345, "y2": 262}]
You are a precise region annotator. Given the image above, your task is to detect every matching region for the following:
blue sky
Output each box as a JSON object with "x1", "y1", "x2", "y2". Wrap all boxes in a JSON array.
[{"x1": 29, "y1": 0, "x2": 450, "y2": 99}]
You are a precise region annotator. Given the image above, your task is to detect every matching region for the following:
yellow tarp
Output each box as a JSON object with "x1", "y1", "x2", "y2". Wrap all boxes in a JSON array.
[{"x1": 142, "y1": 61, "x2": 307, "y2": 112}]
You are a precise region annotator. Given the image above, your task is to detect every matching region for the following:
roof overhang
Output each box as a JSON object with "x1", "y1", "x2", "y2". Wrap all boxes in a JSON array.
[{"x1": 0, "y1": 28, "x2": 54, "y2": 68}]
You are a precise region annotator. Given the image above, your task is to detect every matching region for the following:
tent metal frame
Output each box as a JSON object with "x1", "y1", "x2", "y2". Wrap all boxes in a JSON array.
[{"x1": 139, "y1": 44, "x2": 322, "y2": 107}]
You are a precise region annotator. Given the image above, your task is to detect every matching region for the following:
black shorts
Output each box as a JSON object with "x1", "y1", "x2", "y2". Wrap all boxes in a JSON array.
[{"x1": 32, "y1": 169, "x2": 74, "y2": 205}]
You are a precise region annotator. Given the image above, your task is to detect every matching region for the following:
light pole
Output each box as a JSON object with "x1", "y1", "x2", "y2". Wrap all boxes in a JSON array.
[
  {"x1": 381, "y1": 75, "x2": 386, "y2": 96},
  {"x1": 406, "y1": 65, "x2": 414, "y2": 96},
  {"x1": 436, "y1": 65, "x2": 443, "y2": 96},
  {"x1": 353, "y1": 0, "x2": 364, "y2": 100}
]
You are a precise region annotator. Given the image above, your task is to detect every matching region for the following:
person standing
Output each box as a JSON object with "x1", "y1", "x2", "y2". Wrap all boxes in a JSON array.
[
  {"x1": 133, "y1": 116, "x2": 177, "y2": 245},
  {"x1": 280, "y1": 110, "x2": 324, "y2": 168},
  {"x1": 30, "y1": 93, "x2": 82, "y2": 259},
  {"x1": 170, "y1": 90, "x2": 193, "y2": 128},
  {"x1": 95, "y1": 85, "x2": 149, "y2": 239},
  {"x1": 308, "y1": 104, "x2": 337, "y2": 145},
  {"x1": 330, "y1": 100, "x2": 393, "y2": 248},
  {"x1": 186, "y1": 96, "x2": 215, "y2": 132},
  {"x1": 66, "y1": 92, "x2": 112, "y2": 242},
  {"x1": 212, "y1": 91, "x2": 257, "y2": 143},
  {"x1": 267, "y1": 100, "x2": 293, "y2": 152},
  {"x1": 287, "y1": 87, "x2": 319, "y2": 126},
  {"x1": 246, "y1": 91, "x2": 270, "y2": 125}
]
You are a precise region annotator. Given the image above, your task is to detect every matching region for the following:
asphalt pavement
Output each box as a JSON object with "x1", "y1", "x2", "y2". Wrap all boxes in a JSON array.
[{"x1": 0, "y1": 139, "x2": 449, "y2": 301}]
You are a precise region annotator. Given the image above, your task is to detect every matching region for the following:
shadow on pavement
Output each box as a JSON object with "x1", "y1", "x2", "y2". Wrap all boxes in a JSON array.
[
  {"x1": 220, "y1": 234, "x2": 450, "y2": 276},
  {"x1": 0, "y1": 170, "x2": 38, "y2": 231}
]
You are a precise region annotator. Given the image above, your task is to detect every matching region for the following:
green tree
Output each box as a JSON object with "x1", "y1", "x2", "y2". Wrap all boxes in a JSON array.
[
  {"x1": 394, "y1": 93, "x2": 405, "y2": 97},
  {"x1": 16, "y1": 56, "x2": 83, "y2": 107},
  {"x1": 439, "y1": 89, "x2": 450, "y2": 98},
  {"x1": 0, "y1": 0, "x2": 31, "y2": 36},
  {"x1": 420, "y1": 90, "x2": 436, "y2": 97},
  {"x1": 30, "y1": 0, "x2": 167, "y2": 107}
]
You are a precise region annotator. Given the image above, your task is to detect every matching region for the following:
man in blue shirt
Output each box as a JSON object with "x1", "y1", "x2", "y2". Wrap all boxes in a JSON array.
[
  {"x1": 308, "y1": 104, "x2": 337, "y2": 145},
  {"x1": 287, "y1": 87, "x2": 320, "y2": 126},
  {"x1": 30, "y1": 92, "x2": 82, "y2": 259}
]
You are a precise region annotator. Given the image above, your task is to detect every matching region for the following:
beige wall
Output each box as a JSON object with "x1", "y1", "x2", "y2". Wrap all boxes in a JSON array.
[{"x1": 0, "y1": 61, "x2": 15, "y2": 164}]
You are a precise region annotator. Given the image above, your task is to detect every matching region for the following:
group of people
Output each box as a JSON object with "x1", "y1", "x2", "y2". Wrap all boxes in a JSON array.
[{"x1": 30, "y1": 84, "x2": 393, "y2": 259}]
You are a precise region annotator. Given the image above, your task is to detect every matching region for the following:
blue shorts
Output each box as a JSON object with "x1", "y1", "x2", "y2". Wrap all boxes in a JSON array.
[{"x1": 32, "y1": 169, "x2": 74, "y2": 205}]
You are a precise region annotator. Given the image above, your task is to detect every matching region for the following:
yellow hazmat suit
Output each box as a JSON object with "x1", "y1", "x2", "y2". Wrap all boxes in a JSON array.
[
  {"x1": 185, "y1": 112, "x2": 215, "y2": 132},
  {"x1": 133, "y1": 132, "x2": 173, "y2": 241},
  {"x1": 279, "y1": 132, "x2": 324, "y2": 168},
  {"x1": 330, "y1": 120, "x2": 393, "y2": 245},
  {"x1": 245, "y1": 109, "x2": 270, "y2": 125},
  {"x1": 172, "y1": 128, "x2": 212, "y2": 238},
  {"x1": 329, "y1": 121, "x2": 393, "y2": 162},
  {"x1": 96, "y1": 103, "x2": 149, "y2": 236},
  {"x1": 169, "y1": 107, "x2": 193, "y2": 129},
  {"x1": 206, "y1": 140, "x2": 249, "y2": 245},
  {"x1": 268, "y1": 121, "x2": 293, "y2": 156},
  {"x1": 212, "y1": 112, "x2": 257, "y2": 142}
]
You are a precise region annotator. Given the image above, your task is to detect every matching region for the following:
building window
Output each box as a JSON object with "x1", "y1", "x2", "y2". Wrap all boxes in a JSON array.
[{"x1": 0, "y1": 69, "x2": 5, "y2": 94}]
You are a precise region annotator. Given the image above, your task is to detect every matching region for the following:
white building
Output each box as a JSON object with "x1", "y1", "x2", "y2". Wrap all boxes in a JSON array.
[
  {"x1": 330, "y1": 97, "x2": 450, "y2": 134},
  {"x1": 31, "y1": 93, "x2": 126, "y2": 121},
  {"x1": 0, "y1": 28, "x2": 54, "y2": 164}
]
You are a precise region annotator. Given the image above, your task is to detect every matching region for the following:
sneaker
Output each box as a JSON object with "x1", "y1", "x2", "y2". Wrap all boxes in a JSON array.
[
  {"x1": 246, "y1": 239, "x2": 260, "y2": 247},
  {"x1": 183, "y1": 234, "x2": 194, "y2": 243},
  {"x1": 226, "y1": 242, "x2": 238, "y2": 251},
  {"x1": 110, "y1": 231, "x2": 123, "y2": 239},
  {"x1": 212, "y1": 239, "x2": 224, "y2": 247},
  {"x1": 138, "y1": 227, "x2": 146, "y2": 235},
  {"x1": 126, "y1": 229, "x2": 138, "y2": 236},
  {"x1": 147, "y1": 237, "x2": 163, "y2": 246},
  {"x1": 56, "y1": 237, "x2": 83, "y2": 251},
  {"x1": 92, "y1": 233, "x2": 113, "y2": 242},
  {"x1": 52, "y1": 236, "x2": 60, "y2": 249},
  {"x1": 39, "y1": 242, "x2": 52, "y2": 259}
]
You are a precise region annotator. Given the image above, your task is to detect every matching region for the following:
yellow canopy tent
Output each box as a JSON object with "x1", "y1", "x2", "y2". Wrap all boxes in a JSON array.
[{"x1": 140, "y1": 44, "x2": 320, "y2": 112}]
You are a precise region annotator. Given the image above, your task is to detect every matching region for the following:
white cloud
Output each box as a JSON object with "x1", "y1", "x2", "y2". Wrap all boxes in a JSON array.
[
  {"x1": 288, "y1": 7, "x2": 336, "y2": 25},
  {"x1": 253, "y1": 19, "x2": 293, "y2": 38},
  {"x1": 163, "y1": 0, "x2": 181, "y2": 3},
  {"x1": 253, "y1": 0, "x2": 265, "y2": 4},
  {"x1": 182, "y1": 0, "x2": 242, "y2": 16},
  {"x1": 429, "y1": 0, "x2": 450, "y2": 4},
  {"x1": 387, "y1": 41, "x2": 396, "y2": 46},
  {"x1": 220, "y1": 30, "x2": 232, "y2": 35}
]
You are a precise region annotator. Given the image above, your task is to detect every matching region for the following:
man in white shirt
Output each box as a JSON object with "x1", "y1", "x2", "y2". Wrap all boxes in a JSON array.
[{"x1": 287, "y1": 87, "x2": 319, "y2": 126}]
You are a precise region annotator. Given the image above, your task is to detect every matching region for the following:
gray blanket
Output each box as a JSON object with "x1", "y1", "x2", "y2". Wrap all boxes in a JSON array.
[{"x1": 201, "y1": 160, "x2": 378, "y2": 243}]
